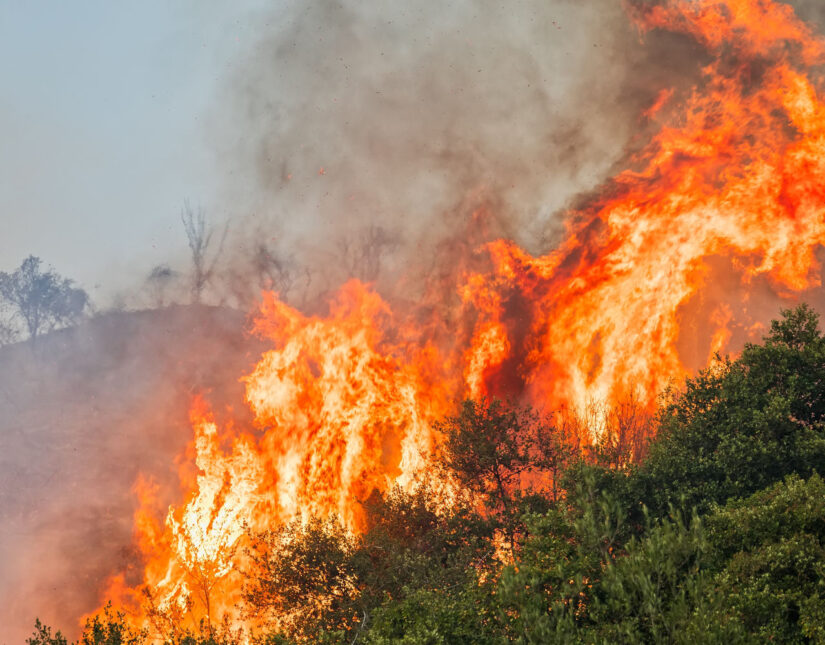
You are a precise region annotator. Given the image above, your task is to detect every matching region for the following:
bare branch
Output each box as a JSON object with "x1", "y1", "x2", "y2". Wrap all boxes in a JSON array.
[{"x1": 181, "y1": 201, "x2": 228, "y2": 303}]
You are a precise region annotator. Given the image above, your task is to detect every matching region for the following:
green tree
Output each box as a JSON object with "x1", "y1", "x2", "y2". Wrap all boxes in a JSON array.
[
  {"x1": 245, "y1": 486, "x2": 493, "y2": 643},
  {"x1": 27, "y1": 620, "x2": 69, "y2": 645},
  {"x1": 244, "y1": 517, "x2": 359, "y2": 640},
  {"x1": 700, "y1": 473, "x2": 825, "y2": 643},
  {"x1": 355, "y1": 485, "x2": 494, "y2": 610},
  {"x1": 364, "y1": 583, "x2": 502, "y2": 645},
  {"x1": 79, "y1": 603, "x2": 146, "y2": 645},
  {"x1": 437, "y1": 399, "x2": 570, "y2": 555},
  {"x1": 495, "y1": 471, "x2": 631, "y2": 643},
  {"x1": 503, "y1": 474, "x2": 825, "y2": 643},
  {"x1": 607, "y1": 304, "x2": 825, "y2": 520}
]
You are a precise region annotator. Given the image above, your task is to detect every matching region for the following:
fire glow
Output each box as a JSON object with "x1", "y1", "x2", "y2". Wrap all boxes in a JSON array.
[{"x1": 102, "y1": 0, "x2": 825, "y2": 637}]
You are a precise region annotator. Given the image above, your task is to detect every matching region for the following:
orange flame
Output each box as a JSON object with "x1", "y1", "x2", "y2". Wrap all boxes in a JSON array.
[{"x1": 109, "y1": 283, "x2": 454, "y2": 637}]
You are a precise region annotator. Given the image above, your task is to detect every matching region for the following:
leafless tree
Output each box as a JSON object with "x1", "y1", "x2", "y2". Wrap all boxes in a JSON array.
[
  {"x1": 599, "y1": 392, "x2": 654, "y2": 468},
  {"x1": 220, "y1": 240, "x2": 313, "y2": 309},
  {"x1": 552, "y1": 394, "x2": 653, "y2": 470},
  {"x1": 338, "y1": 224, "x2": 398, "y2": 283},
  {"x1": 181, "y1": 201, "x2": 228, "y2": 303},
  {"x1": 252, "y1": 242, "x2": 298, "y2": 296}
]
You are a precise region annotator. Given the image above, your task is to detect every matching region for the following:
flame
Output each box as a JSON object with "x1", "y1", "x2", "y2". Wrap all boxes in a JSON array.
[
  {"x1": 101, "y1": 0, "x2": 825, "y2": 638},
  {"x1": 465, "y1": 0, "x2": 825, "y2": 411},
  {"x1": 244, "y1": 283, "x2": 448, "y2": 526},
  {"x1": 112, "y1": 283, "x2": 452, "y2": 637}
]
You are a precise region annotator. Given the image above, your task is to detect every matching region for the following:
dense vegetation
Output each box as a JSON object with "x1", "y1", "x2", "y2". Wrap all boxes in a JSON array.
[{"x1": 29, "y1": 304, "x2": 825, "y2": 644}]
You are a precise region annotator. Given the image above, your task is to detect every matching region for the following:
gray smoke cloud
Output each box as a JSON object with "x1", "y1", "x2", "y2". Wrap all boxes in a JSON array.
[{"x1": 210, "y1": 0, "x2": 708, "y2": 305}]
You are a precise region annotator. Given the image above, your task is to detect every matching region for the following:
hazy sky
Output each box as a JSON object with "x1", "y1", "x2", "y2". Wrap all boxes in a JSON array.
[{"x1": 0, "y1": 1, "x2": 269, "y2": 302}]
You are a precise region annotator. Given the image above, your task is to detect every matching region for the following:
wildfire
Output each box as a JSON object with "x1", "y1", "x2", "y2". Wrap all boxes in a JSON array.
[
  {"x1": 102, "y1": 0, "x2": 825, "y2": 638},
  {"x1": 106, "y1": 283, "x2": 452, "y2": 635}
]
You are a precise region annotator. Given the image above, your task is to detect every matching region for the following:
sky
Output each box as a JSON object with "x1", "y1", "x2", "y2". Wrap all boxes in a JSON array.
[{"x1": 0, "y1": 1, "x2": 269, "y2": 303}]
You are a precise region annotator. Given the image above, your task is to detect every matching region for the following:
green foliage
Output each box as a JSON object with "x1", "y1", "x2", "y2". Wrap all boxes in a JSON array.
[
  {"x1": 245, "y1": 486, "x2": 493, "y2": 643},
  {"x1": 437, "y1": 399, "x2": 536, "y2": 502},
  {"x1": 436, "y1": 398, "x2": 572, "y2": 555},
  {"x1": 26, "y1": 607, "x2": 146, "y2": 645},
  {"x1": 27, "y1": 604, "x2": 243, "y2": 645},
  {"x1": 496, "y1": 475, "x2": 825, "y2": 644},
  {"x1": 583, "y1": 509, "x2": 725, "y2": 644},
  {"x1": 364, "y1": 584, "x2": 502, "y2": 645},
  {"x1": 636, "y1": 304, "x2": 825, "y2": 517},
  {"x1": 701, "y1": 474, "x2": 825, "y2": 643},
  {"x1": 79, "y1": 604, "x2": 146, "y2": 645},
  {"x1": 493, "y1": 334, "x2": 825, "y2": 644},
  {"x1": 496, "y1": 472, "x2": 640, "y2": 643},
  {"x1": 169, "y1": 618, "x2": 245, "y2": 645},
  {"x1": 355, "y1": 484, "x2": 495, "y2": 602},
  {"x1": 27, "y1": 620, "x2": 69, "y2": 645},
  {"x1": 244, "y1": 516, "x2": 359, "y2": 640},
  {"x1": 496, "y1": 510, "x2": 587, "y2": 643}
]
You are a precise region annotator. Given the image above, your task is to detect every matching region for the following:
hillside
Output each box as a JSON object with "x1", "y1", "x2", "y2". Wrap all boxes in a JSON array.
[{"x1": 0, "y1": 306, "x2": 263, "y2": 644}]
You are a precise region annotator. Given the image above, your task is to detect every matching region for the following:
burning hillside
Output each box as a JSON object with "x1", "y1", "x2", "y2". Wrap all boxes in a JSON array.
[
  {"x1": 0, "y1": 306, "x2": 261, "y2": 643},
  {"x1": 7, "y1": 0, "x2": 825, "y2": 642},
  {"x1": 74, "y1": 0, "x2": 825, "y2": 639}
]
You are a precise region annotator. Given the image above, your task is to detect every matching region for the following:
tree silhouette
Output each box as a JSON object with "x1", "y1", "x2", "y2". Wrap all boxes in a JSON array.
[
  {"x1": 0, "y1": 256, "x2": 89, "y2": 341},
  {"x1": 338, "y1": 224, "x2": 398, "y2": 282},
  {"x1": 181, "y1": 201, "x2": 227, "y2": 303}
]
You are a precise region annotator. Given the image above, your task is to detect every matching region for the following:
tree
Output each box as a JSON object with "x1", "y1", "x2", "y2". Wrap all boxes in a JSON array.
[
  {"x1": 79, "y1": 603, "x2": 146, "y2": 645},
  {"x1": 353, "y1": 484, "x2": 494, "y2": 636},
  {"x1": 436, "y1": 399, "x2": 570, "y2": 555},
  {"x1": 338, "y1": 224, "x2": 398, "y2": 283},
  {"x1": 593, "y1": 393, "x2": 655, "y2": 469},
  {"x1": 495, "y1": 469, "x2": 634, "y2": 643},
  {"x1": 565, "y1": 304, "x2": 825, "y2": 526},
  {"x1": 26, "y1": 620, "x2": 68, "y2": 645},
  {"x1": 0, "y1": 255, "x2": 89, "y2": 341},
  {"x1": 244, "y1": 517, "x2": 360, "y2": 641},
  {"x1": 225, "y1": 240, "x2": 311, "y2": 308},
  {"x1": 364, "y1": 584, "x2": 501, "y2": 645},
  {"x1": 251, "y1": 242, "x2": 298, "y2": 296},
  {"x1": 700, "y1": 473, "x2": 825, "y2": 643},
  {"x1": 634, "y1": 303, "x2": 825, "y2": 517},
  {"x1": 244, "y1": 487, "x2": 492, "y2": 643},
  {"x1": 0, "y1": 309, "x2": 17, "y2": 345},
  {"x1": 181, "y1": 201, "x2": 227, "y2": 303},
  {"x1": 27, "y1": 605, "x2": 147, "y2": 645}
]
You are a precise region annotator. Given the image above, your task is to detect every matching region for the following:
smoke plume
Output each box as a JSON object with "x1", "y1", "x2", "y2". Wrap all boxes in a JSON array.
[{"x1": 212, "y1": 0, "x2": 708, "y2": 303}]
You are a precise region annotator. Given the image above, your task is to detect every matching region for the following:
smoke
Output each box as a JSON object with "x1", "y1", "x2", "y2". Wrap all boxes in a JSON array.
[
  {"x1": 782, "y1": 0, "x2": 825, "y2": 27},
  {"x1": 211, "y1": 0, "x2": 708, "y2": 304},
  {"x1": 0, "y1": 307, "x2": 262, "y2": 642}
]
